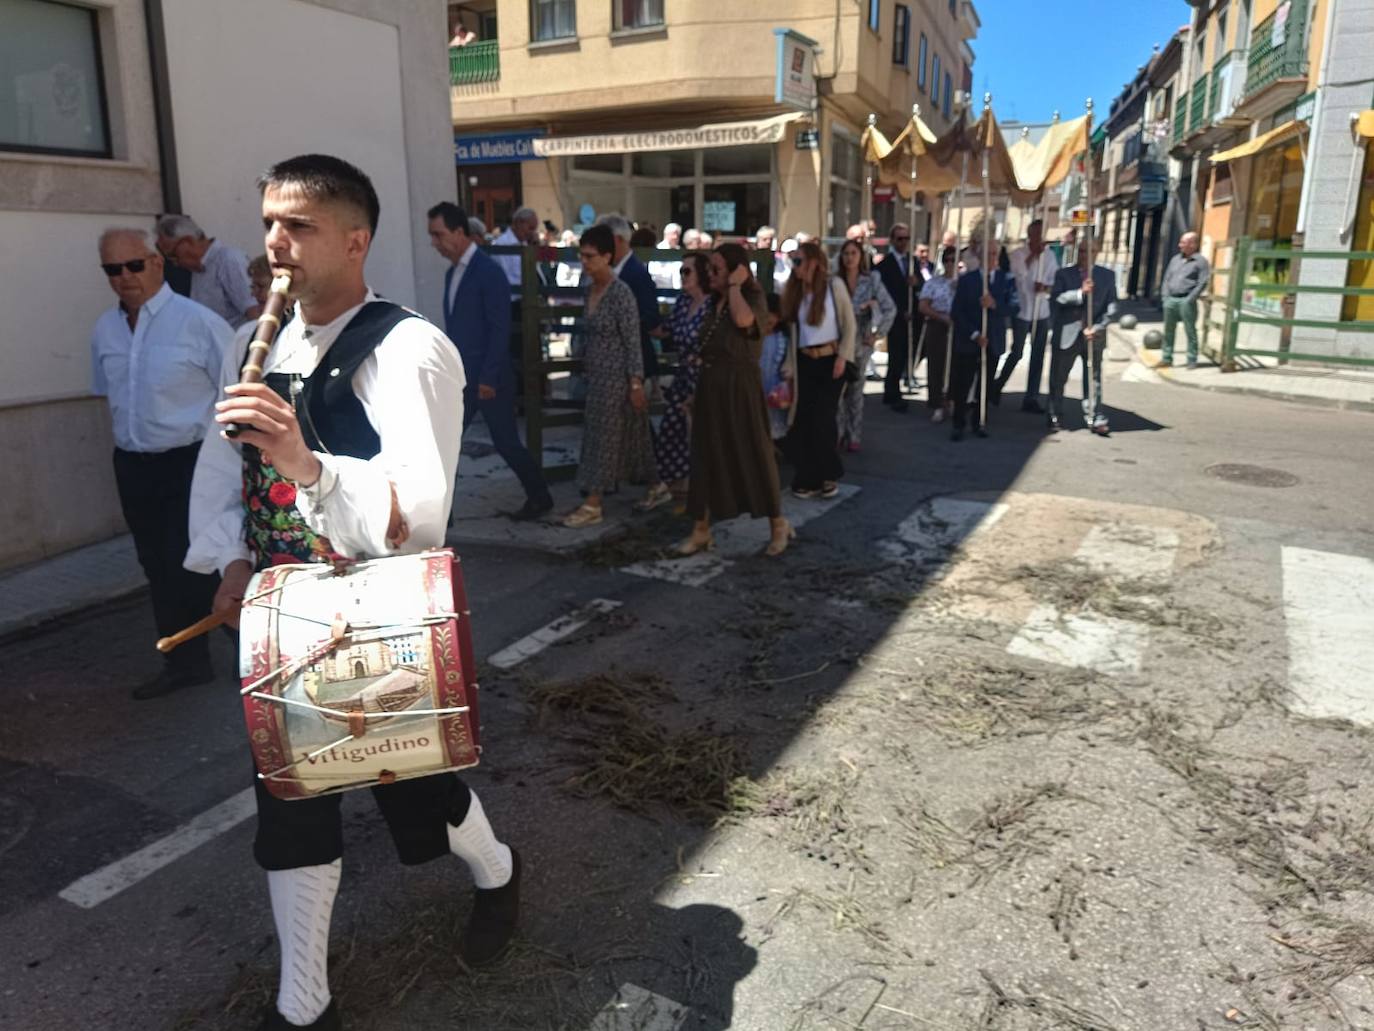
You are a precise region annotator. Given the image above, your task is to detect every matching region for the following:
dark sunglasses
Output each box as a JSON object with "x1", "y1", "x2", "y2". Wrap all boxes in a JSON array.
[{"x1": 101, "y1": 258, "x2": 152, "y2": 276}]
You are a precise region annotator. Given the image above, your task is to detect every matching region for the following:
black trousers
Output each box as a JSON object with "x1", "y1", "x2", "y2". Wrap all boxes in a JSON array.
[
  {"x1": 254, "y1": 768, "x2": 472, "y2": 870},
  {"x1": 785, "y1": 353, "x2": 845, "y2": 490},
  {"x1": 949, "y1": 349, "x2": 993, "y2": 430},
  {"x1": 883, "y1": 319, "x2": 910, "y2": 403},
  {"x1": 464, "y1": 383, "x2": 551, "y2": 505},
  {"x1": 921, "y1": 321, "x2": 950, "y2": 408},
  {"x1": 996, "y1": 317, "x2": 1050, "y2": 402},
  {"x1": 1048, "y1": 337, "x2": 1106, "y2": 426},
  {"x1": 112, "y1": 443, "x2": 217, "y2": 673}
]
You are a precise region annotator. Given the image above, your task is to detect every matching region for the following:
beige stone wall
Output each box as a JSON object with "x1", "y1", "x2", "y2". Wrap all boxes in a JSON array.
[{"x1": 0, "y1": 399, "x2": 124, "y2": 569}]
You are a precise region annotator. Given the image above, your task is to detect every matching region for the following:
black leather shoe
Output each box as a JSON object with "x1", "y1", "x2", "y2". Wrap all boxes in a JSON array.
[
  {"x1": 259, "y1": 1000, "x2": 341, "y2": 1030},
  {"x1": 462, "y1": 849, "x2": 521, "y2": 967},
  {"x1": 1020, "y1": 399, "x2": 1045, "y2": 414},
  {"x1": 510, "y1": 497, "x2": 554, "y2": 522},
  {"x1": 989, "y1": 386, "x2": 1003, "y2": 407},
  {"x1": 973, "y1": 427, "x2": 989, "y2": 438},
  {"x1": 132, "y1": 665, "x2": 214, "y2": 701},
  {"x1": 1046, "y1": 414, "x2": 1061, "y2": 433}
]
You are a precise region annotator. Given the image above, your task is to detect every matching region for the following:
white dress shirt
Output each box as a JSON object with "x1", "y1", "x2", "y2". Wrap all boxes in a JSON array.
[
  {"x1": 446, "y1": 242, "x2": 477, "y2": 315},
  {"x1": 491, "y1": 227, "x2": 522, "y2": 288},
  {"x1": 1009, "y1": 245, "x2": 1060, "y2": 323},
  {"x1": 185, "y1": 291, "x2": 467, "y2": 575},
  {"x1": 90, "y1": 283, "x2": 233, "y2": 453},
  {"x1": 190, "y1": 239, "x2": 256, "y2": 327}
]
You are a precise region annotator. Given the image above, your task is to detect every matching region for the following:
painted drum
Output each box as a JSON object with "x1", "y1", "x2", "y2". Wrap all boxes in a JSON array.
[{"x1": 239, "y1": 550, "x2": 479, "y2": 799}]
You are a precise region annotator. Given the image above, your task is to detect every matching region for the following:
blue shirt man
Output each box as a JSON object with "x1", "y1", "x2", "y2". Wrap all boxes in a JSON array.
[
  {"x1": 90, "y1": 227, "x2": 231, "y2": 698},
  {"x1": 427, "y1": 202, "x2": 552, "y2": 520}
]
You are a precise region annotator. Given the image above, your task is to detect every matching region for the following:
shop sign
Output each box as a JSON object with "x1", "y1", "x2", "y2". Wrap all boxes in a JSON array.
[
  {"x1": 1294, "y1": 90, "x2": 1317, "y2": 123},
  {"x1": 796, "y1": 129, "x2": 820, "y2": 150},
  {"x1": 872, "y1": 185, "x2": 896, "y2": 203},
  {"x1": 454, "y1": 130, "x2": 546, "y2": 164},
  {"x1": 1068, "y1": 207, "x2": 1097, "y2": 228},
  {"x1": 703, "y1": 201, "x2": 737, "y2": 231},
  {"x1": 1138, "y1": 182, "x2": 1165, "y2": 208},
  {"x1": 533, "y1": 113, "x2": 798, "y2": 158},
  {"x1": 774, "y1": 28, "x2": 820, "y2": 112}
]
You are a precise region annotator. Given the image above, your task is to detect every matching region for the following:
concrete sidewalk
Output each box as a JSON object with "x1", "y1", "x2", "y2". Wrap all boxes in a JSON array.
[{"x1": 1111, "y1": 300, "x2": 1374, "y2": 412}]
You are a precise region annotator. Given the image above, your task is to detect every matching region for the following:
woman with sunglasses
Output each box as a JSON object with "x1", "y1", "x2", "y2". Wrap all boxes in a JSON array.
[
  {"x1": 779, "y1": 241, "x2": 857, "y2": 499},
  {"x1": 917, "y1": 245, "x2": 959, "y2": 421},
  {"x1": 679, "y1": 244, "x2": 792, "y2": 557},
  {"x1": 835, "y1": 238, "x2": 896, "y2": 453},
  {"x1": 561, "y1": 224, "x2": 656, "y2": 528},
  {"x1": 637, "y1": 251, "x2": 712, "y2": 511}
]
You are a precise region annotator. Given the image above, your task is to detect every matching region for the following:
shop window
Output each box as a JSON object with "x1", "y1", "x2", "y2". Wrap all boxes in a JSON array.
[
  {"x1": 829, "y1": 131, "x2": 862, "y2": 233},
  {"x1": 0, "y1": 0, "x2": 110, "y2": 157},
  {"x1": 703, "y1": 182, "x2": 769, "y2": 236},
  {"x1": 704, "y1": 144, "x2": 771, "y2": 178},
  {"x1": 1244, "y1": 141, "x2": 1304, "y2": 312},
  {"x1": 613, "y1": 0, "x2": 663, "y2": 30},
  {"x1": 531, "y1": 0, "x2": 576, "y2": 42},
  {"x1": 917, "y1": 34, "x2": 928, "y2": 91},
  {"x1": 893, "y1": 6, "x2": 910, "y2": 67},
  {"x1": 573, "y1": 153, "x2": 624, "y2": 174},
  {"x1": 633, "y1": 151, "x2": 695, "y2": 178}
]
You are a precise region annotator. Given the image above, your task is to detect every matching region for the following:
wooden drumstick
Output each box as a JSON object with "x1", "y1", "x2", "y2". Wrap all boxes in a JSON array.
[{"x1": 156, "y1": 611, "x2": 229, "y2": 653}]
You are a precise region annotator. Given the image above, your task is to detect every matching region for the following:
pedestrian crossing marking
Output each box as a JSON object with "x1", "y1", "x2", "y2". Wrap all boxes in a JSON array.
[{"x1": 1281, "y1": 546, "x2": 1374, "y2": 725}]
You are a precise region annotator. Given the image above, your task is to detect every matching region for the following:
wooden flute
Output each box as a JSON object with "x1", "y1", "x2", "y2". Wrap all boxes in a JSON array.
[{"x1": 225, "y1": 269, "x2": 293, "y2": 438}]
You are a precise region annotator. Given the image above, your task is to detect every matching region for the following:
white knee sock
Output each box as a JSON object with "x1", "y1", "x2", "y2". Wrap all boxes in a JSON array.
[
  {"x1": 446, "y1": 791, "x2": 513, "y2": 889},
  {"x1": 267, "y1": 860, "x2": 341, "y2": 1027}
]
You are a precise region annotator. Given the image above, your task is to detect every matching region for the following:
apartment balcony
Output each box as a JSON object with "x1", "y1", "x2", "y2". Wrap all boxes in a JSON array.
[
  {"x1": 1172, "y1": 86, "x2": 1189, "y2": 147},
  {"x1": 450, "y1": 40, "x2": 499, "y2": 85},
  {"x1": 1235, "y1": 0, "x2": 1309, "y2": 116}
]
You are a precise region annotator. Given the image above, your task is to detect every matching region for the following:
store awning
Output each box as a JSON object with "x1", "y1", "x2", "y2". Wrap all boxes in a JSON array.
[
  {"x1": 1356, "y1": 110, "x2": 1374, "y2": 140},
  {"x1": 1211, "y1": 120, "x2": 1308, "y2": 163},
  {"x1": 531, "y1": 113, "x2": 801, "y2": 158}
]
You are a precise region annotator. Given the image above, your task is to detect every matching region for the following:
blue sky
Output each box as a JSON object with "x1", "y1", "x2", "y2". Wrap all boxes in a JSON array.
[{"x1": 971, "y1": 1, "x2": 1190, "y2": 125}]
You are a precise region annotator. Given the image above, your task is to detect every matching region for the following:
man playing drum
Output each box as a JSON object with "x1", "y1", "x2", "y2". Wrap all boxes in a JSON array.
[{"x1": 185, "y1": 154, "x2": 519, "y2": 1031}]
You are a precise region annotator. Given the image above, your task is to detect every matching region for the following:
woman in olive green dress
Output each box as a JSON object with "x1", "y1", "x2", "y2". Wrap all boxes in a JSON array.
[{"x1": 680, "y1": 243, "x2": 792, "y2": 557}]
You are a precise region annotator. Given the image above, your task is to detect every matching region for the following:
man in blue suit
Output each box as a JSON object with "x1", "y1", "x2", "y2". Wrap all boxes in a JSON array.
[
  {"x1": 1048, "y1": 244, "x2": 1119, "y2": 435},
  {"x1": 949, "y1": 237, "x2": 1017, "y2": 440},
  {"x1": 427, "y1": 203, "x2": 553, "y2": 520},
  {"x1": 596, "y1": 213, "x2": 662, "y2": 379}
]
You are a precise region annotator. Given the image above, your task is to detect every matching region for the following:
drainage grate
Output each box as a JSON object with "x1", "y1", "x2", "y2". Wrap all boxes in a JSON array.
[{"x1": 1205, "y1": 463, "x2": 1300, "y2": 488}]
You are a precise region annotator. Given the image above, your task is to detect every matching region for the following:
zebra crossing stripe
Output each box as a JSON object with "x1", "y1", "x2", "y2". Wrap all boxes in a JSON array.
[{"x1": 1282, "y1": 546, "x2": 1374, "y2": 725}]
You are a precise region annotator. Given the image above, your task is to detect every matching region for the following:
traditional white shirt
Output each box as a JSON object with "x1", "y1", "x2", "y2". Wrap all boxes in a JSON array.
[
  {"x1": 445, "y1": 242, "x2": 477, "y2": 314},
  {"x1": 190, "y1": 239, "x2": 256, "y2": 327},
  {"x1": 491, "y1": 227, "x2": 522, "y2": 288},
  {"x1": 185, "y1": 290, "x2": 466, "y2": 575},
  {"x1": 1009, "y1": 245, "x2": 1060, "y2": 323},
  {"x1": 918, "y1": 273, "x2": 957, "y2": 315},
  {"x1": 90, "y1": 282, "x2": 233, "y2": 453}
]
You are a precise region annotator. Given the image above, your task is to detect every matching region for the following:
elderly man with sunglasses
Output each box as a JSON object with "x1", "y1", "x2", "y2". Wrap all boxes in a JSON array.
[{"x1": 90, "y1": 227, "x2": 234, "y2": 699}]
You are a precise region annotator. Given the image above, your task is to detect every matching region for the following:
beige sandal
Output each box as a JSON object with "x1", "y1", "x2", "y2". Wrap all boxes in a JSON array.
[
  {"x1": 562, "y1": 503, "x2": 603, "y2": 528},
  {"x1": 634, "y1": 483, "x2": 673, "y2": 512}
]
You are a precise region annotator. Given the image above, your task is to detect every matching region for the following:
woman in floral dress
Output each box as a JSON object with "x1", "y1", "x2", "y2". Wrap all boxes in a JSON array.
[
  {"x1": 562, "y1": 224, "x2": 656, "y2": 528},
  {"x1": 638, "y1": 252, "x2": 711, "y2": 510}
]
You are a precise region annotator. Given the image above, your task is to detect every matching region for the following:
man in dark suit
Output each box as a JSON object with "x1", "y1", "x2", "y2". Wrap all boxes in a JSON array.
[
  {"x1": 949, "y1": 237, "x2": 1016, "y2": 440},
  {"x1": 875, "y1": 223, "x2": 917, "y2": 411},
  {"x1": 596, "y1": 213, "x2": 662, "y2": 380},
  {"x1": 1048, "y1": 244, "x2": 1119, "y2": 435},
  {"x1": 427, "y1": 202, "x2": 553, "y2": 519}
]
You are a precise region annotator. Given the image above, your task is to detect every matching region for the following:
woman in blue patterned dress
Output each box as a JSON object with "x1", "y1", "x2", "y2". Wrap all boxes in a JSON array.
[{"x1": 637, "y1": 252, "x2": 711, "y2": 510}]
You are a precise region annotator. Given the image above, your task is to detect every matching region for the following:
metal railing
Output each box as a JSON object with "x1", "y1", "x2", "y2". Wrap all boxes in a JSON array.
[
  {"x1": 450, "y1": 40, "x2": 499, "y2": 85},
  {"x1": 1222, "y1": 237, "x2": 1374, "y2": 369},
  {"x1": 1244, "y1": 0, "x2": 1308, "y2": 98}
]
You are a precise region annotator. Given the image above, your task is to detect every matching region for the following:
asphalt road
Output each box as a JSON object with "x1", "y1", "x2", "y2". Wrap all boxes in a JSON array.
[{"x1": 3, "y1": 353, "x2": 1374, "y2": 1031}]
